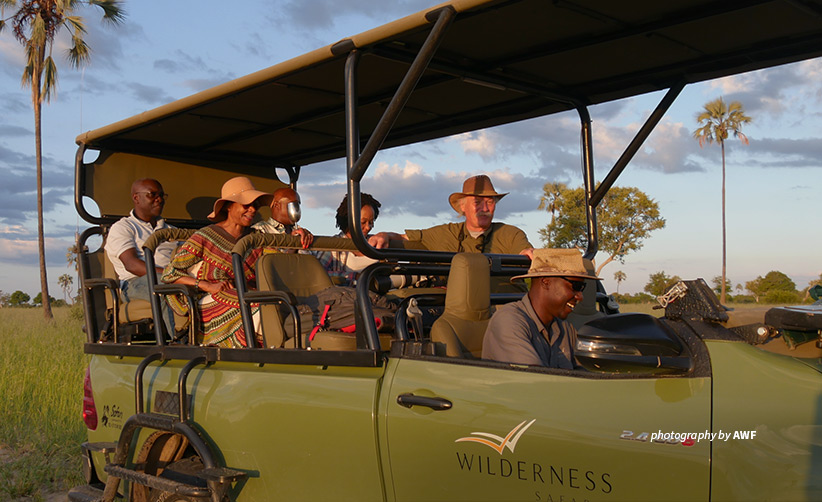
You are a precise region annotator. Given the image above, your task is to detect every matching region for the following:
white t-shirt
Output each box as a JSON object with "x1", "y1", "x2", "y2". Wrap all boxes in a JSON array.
[{"x1": 105, "y1": 210, "x2": 176, "y2": 281}]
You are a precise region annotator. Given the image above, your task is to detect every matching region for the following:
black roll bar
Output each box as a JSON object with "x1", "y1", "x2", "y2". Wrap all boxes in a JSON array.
[
  {"x1": 345, "y1": 7, "x2": 463, "y2": 264},
  {"x1": 578, "y1": 106, "x2": 598, "y2": 261},
  {"x1": 590, "y1": 82, "x2": 685, "y2": 207}
]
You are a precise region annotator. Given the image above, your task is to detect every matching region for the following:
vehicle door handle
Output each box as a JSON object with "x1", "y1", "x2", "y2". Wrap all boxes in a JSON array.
[{"x1": 396, "y1": 393, "x2": 452, "y2": 411}]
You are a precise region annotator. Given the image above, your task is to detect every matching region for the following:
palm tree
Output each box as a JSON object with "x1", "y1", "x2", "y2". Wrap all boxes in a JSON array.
[
  {"x1": 58, "y1": 273, "x2": 73, "y2": 304},
  {"x1": 613, "y1": 270, "x2": 626, "y2": 294},
  {"x1": 693, "y1": 97, "x2": 751, "y2": 305},
  {"x1": 1, "y1": 0, "x2": 125, "y2": 320}
]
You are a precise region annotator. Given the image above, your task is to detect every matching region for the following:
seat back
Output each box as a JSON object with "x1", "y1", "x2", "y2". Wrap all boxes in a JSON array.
[
  {"x1": 256, "y1": 253, "x2": 335, "y2": 348},
  {"x1": 79, "y1": 230, "x2": 111, "y2": 341},
  {"x1": 566, "y1": 257, "x2": 605, "y2": 329},
  {"x1": 430, "y1": 253, "x2": 491, "y2": 358}
]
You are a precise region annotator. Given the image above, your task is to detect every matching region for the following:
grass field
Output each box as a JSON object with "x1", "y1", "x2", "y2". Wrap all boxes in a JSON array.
[{"x1": 0, "y1": 307, "x2": 87, "y2": 501}]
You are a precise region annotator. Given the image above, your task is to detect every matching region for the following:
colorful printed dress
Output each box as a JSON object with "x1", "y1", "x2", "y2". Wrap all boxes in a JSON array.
[{"x1": 162, "y1": 225, "x2": 263, "y2": 348}]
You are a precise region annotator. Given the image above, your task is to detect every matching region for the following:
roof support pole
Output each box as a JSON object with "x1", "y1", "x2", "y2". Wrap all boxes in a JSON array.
[
  {"x1": 350, "y1": 5, "x2": 456, "y2": 183},
  {"x1": 344, "y1": 50, "x2": 380, "y2": 351},
  {"x1": 590, "y1": 82, "x2": 685, "y2": 207},
  {"x1": 578, "y1": 106, "x2": 598, "y2": 261}
]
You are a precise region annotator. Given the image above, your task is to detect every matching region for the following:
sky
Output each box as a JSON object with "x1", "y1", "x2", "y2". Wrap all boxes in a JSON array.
[{"x1": 1, "y1": 0, "x2": 821, "y2": 300}]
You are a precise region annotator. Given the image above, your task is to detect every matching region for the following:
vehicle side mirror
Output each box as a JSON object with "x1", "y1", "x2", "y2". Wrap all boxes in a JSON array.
[{"x1": 575, "y1": 313, "x2": 692, "y2": 375}]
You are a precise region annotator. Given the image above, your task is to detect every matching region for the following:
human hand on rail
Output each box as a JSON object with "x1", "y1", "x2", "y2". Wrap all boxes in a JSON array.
[
  {"x1": 519, "y1": 248, "x2": 535, "y2": 260},
  {"x1": 293, "y1": 228, "x2": 313, "y2": 249},
  {"x1": 368, "y1": 232, "x2": 390, "y2": 249}
]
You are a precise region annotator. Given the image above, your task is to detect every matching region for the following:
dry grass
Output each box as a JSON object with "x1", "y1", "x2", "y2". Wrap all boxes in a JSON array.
[{"x1": 0, "y1": 307, "x2": 87, "y2": 500}]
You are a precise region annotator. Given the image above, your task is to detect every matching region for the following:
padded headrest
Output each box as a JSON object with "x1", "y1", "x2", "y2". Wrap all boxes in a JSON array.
[
  {"x1": 445, "y1": 253, "x2": 490, "y2": 321},
  {"x1": 256, "y1": 253, "x2": 333, "y2": 298}
]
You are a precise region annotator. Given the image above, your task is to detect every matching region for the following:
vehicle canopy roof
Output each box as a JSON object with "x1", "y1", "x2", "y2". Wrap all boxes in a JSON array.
[{"x1": 75, "y1": 0, "x2": 822, "y2": 224}]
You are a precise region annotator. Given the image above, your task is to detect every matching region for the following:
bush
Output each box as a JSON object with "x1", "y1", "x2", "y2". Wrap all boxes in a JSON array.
[
  {"x1": 68, "y1": 301, "x2": 85, "y2": 321},
  {"x1": 764, "y1": 290, "x2": 801, "y2": 304},
  {"x1": 733, "y1": 295, "x2": 756, "y2": 304}
]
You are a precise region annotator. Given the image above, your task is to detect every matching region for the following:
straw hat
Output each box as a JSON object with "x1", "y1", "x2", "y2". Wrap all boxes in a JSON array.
[
  {"x1": 208, "y1": 177, "x2": 274, "y2": 222},
  {"x1": 512, "y1": 249, "x2": 600, "y2": 281},
  {"x1": 448, "y1": 175, "x2": 508, "y2": 214}
]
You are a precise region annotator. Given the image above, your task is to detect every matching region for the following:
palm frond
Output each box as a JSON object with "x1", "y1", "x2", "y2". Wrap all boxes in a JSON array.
[
  {"x1": 89, "y1": 0, "x2": 125, "y2": 24},
  {"x1": 42, "y1": 55, "x2": 58, "y2": 102},
  {"x1": 64, "y1": 15, "x2": 87, "y2": 34},
  {"x1": 67, "y1": 34, "x2": 90, "y2": 67},
  {"x1": 21, "y1": 41, "x2": 38, "y2": 88}
]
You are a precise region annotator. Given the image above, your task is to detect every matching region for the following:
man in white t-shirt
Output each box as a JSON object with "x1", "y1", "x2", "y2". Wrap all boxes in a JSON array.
[{"x1": 105, "y1": 178, "x2": 177, "y2": 333}]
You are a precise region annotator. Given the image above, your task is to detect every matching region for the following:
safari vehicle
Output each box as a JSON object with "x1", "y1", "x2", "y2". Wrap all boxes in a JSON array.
[{"x1": 70, "y1": 1, "x2": 822, "y2": 501}]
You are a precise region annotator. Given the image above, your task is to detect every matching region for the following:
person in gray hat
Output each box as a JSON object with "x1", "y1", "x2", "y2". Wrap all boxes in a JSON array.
[
  {"x1": 368, "y1": 174, "x2": 533, "y2": 256},
  {"x1": 482, "y1": 248, "x2": 599, "y2": 368}
]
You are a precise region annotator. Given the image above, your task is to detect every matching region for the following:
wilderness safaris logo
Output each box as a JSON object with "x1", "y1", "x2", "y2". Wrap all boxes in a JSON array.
[
  {"x1": 454, "y1": 419, "x2": 614, "y2": 499},
  {"x1": 455, "y1": 419, "x2": 536, "y2": 454}
]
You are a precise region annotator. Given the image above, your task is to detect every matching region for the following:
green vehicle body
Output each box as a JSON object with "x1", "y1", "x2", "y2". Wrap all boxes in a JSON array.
[
  {"x1": 70, "y1": 0, "x2": 822, "y2": 500},
  {"x1": 81, "y1": 331, "x2": 822, "y2": 501}
]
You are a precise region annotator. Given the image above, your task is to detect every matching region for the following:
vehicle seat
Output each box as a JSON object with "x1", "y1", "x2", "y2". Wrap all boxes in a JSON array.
[
  {"x1": 80, "y1": 227, "x2": 188, "y2": 342},
  {"x1": 566, "y1": 257, "x2": 605, "y2": 329},
  {"x1": 430, "y1": 253, "x2": 490, "y2": 358},
  {"x1": 255, "y1": 253, "x2": 357, "y2": 350}
]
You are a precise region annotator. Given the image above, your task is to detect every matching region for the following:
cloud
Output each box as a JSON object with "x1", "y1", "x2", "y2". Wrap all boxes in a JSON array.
[
  {"x1": 273, "y1": 0, "x2": 436, "y2": 31},
  {"x1": 707, "y1": 58, "x2": 822, "y2": 120},
  {"x1": 743, "y1": 137, "x2": 822, "y2": 168},
  {"x1": 153, "y1": 50, "x2": 210, "y2": 74},
  {"x1": 125, "y1": 82, "x2": 175, "y2": 105},
  {"x1": 0, "y1": 148, "x2": 75, "y2": 224},
  {"x1": 0, "y1": 225, "x2": 75, "y2": 267},
  {"x1": 298, "y1": 159, "x2": 545, "y2": 223},
  {"x1": 454, "y1": 130, "x2": 496, "y2": 160},
  {"x1": 0, "y1": 124, "x2": 31, "y2": 137},
  {"x1": 179, "y1": 77, "x2": 235, "y2": 93}
]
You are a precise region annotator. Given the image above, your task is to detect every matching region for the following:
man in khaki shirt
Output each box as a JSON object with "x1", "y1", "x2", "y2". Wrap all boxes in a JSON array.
[{"x1": 369, "y1": 174, "x2": 533, "y2": 257}]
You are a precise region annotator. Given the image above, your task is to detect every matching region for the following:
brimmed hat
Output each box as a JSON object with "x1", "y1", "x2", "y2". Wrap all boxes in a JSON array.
[
  {"x1": 512, "y1": 248, "x2": 600, "y2": 281},
  {"x1": 448, "y1": 175, "x2": 508, "y2": 214},
  {"x1": 208, "y1": 176, "x2": 274, "y2": 222}
]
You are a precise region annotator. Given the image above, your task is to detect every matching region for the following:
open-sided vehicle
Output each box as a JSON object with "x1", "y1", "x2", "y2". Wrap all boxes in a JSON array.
[{"x1": 70, "y1": 1, "x2": 822, "y2": 501}]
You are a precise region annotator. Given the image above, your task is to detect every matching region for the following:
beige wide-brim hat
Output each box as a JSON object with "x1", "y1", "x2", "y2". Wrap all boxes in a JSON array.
[
  {"x1": 512, "y1": 248, "x2": 600, "y2": 281},
  {"x1": 208, "y1": 176, "x2": 274, "y2": 222},
  {"x1": 448, "y1": 174, "x2": 509, "y2": 214}
]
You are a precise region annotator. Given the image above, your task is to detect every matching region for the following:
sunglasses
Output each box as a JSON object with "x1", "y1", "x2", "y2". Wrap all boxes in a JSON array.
[
  {"x1": 136, "y1": 191, "x2": 168, "y2": 200},
  {"x1": 559, "y1": 277, "x2": 587, "y2": 292}
]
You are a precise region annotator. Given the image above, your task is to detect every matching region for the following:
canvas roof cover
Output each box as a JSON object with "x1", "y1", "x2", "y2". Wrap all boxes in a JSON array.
[{"x1": 76, "y1": 0, "x2": 822, "y2": 174}]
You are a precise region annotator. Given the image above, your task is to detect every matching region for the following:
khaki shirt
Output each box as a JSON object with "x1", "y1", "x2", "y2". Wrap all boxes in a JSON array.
[
  {"x1": 482, "y1": 295, "x2": 578, "y2": 369},
  {"x1": 405, "y1": 222, "x2": 531, "y2": 254}
]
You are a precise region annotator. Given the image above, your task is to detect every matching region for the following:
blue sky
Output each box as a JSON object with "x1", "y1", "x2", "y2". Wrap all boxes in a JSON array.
[{"x1": 1, "y1": 0, "x2": 821, "y2": 299}]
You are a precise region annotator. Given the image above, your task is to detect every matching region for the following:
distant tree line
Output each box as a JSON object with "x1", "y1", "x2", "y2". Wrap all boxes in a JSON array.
[{"x1": 610, "y1": 270, "x2": 818, "y2": 305}]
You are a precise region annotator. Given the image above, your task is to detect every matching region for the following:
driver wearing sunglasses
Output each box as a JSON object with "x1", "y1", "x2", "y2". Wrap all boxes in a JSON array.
[{"x1": 482, "y1": 249, "x2": 599, "y2": 369}]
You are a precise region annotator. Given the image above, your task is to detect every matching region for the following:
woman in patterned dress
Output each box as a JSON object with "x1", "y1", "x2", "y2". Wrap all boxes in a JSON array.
[{"x1": 162, "y1": 177, "x2": 273, "y2": 347}]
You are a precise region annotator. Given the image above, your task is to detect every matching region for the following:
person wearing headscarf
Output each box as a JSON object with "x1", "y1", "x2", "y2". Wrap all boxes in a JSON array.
[{"x1": 312, "y1": 192, "x2": 381, "y2": 286}]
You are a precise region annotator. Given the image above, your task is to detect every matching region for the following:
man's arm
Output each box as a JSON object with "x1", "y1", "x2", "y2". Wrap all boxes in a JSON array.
[
  {"x1": 118, "y1": 248, "x2": 163, "y2": 278},
  {"x1": 481, "y1": 307, "x2": 543, "y2": 366},
  {"x1": 368, "y1": 232, "x2": 407, "y2": 249}
]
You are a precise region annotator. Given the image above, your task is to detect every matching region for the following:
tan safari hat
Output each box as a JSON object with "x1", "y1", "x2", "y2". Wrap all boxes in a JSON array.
[
  {"x1": 512, "y1": 248, "x2": 600, "y2": 281},
  {"x1": 448, "y1": 175, "x2": 508, "y2": 214},
  {"x1": 208, "y1": 176, "x2": 273, "y2": 222}
]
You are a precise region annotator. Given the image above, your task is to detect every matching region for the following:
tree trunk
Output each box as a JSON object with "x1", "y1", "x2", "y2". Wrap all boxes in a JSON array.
[
  {"x1": 32, "y1": 53, "x2": 53, "y2": 321},
  {"x1": 720, "y1": 142, "x2": 727, "y2": 305}
]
